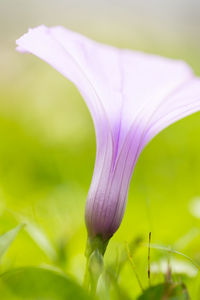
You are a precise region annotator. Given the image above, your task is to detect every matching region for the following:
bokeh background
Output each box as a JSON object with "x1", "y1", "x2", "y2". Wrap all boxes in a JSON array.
[{"x1": 0, "y1": 0, "x2": 200, "y2": 298}]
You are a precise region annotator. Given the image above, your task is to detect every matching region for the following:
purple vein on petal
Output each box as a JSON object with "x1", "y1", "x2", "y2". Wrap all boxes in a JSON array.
[{"x1": 100, "y1": 76, "x2": 198, "y2": 234}]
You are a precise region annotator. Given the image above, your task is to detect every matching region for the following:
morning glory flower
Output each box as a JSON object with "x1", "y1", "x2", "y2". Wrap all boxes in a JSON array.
[{"x1": 16, "y1": 25, "x2": 200, "y2": 248}]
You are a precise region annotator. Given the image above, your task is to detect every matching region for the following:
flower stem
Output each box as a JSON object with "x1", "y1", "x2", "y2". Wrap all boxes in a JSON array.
[{"x1": 83, "y1": 235, "x2": 109, "y2": 295}]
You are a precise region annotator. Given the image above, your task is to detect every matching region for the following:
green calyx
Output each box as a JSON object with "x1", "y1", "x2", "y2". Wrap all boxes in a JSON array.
[
  {"x1": 84, "y1": 235, "x2": 109, "y2": 294},
  {"x1": 85, "y1": 235, "x2": 109, "y2": 258}
]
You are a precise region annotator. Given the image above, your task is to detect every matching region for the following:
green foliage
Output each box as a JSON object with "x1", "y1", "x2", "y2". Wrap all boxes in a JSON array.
[
  {"x1": 137, "y1": 282, "x2": 189, "y2": 300},
  {"x1": 0, "y1": 224, "x2": 24, "y2": 260},
  {"x1": 1, "y1": 267, "x2": 92, "y2": 300}
]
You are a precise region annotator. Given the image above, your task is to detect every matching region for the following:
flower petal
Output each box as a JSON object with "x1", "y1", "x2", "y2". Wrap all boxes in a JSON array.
[
  {"x1": 16, "y1": 26, "x2": 115, "y2": 228},
  {"x1": 17, "y1": 26, "x2": 200, "y2": 239},
  {"x1": 143, "y1": 78, "x2": 200, "y2": 146}
]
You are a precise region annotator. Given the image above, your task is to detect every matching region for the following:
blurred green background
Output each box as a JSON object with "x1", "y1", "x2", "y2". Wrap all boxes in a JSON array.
[{"x1": 0, "y1": 0, "x2": 200, "y2": 299}]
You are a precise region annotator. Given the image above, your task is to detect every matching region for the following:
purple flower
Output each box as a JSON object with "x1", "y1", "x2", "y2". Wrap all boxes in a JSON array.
[{"x1": 16, "y1": 26, "x2": 200, "y2": 242}]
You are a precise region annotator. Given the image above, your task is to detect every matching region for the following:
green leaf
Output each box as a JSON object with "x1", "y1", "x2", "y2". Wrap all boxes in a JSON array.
[
  {"x1": 0, "y1": 224, "x2": 24, "y2": 260},
  {"x1": 137, "y1": 282, "x2": 189, "y2": 300},
  {"x1": 1, "y1": 266, "x2": 92, "y2": 300},
  {"x1": 24, "y1": 221, "x2": 57, "y2": 261}
]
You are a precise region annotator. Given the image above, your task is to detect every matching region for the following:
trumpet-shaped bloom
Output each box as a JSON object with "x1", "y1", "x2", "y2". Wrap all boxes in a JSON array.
[{"x1": 16, "y1": 26, "x2": 200, "y2": 241}]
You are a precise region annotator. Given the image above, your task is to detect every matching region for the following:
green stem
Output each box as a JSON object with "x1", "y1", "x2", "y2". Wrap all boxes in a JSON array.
[{"x1": 83, "y1": 235, "x2": 109, "y2": 295}]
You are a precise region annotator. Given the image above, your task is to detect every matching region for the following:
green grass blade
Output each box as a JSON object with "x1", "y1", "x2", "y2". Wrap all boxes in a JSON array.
[{"x1": 0, "y1": 224, "x2": 24, "y2": 260}]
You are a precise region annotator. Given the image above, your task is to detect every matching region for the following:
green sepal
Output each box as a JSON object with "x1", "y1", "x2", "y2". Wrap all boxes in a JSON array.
[{"x1": 85, "y1": 235, "x2": 109, "y2": 258}]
